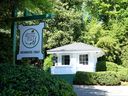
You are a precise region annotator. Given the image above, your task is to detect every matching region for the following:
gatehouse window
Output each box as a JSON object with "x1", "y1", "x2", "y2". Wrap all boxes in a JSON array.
[
  {"x1": 53, "y1": 56, "x2": 58, "y2": 63},
  {"x1": 79, "y1": 54, "x2": 88, "y2": 65},
  {"x1": 62, "y1": 55, "x2": 70, "y2": 65}
]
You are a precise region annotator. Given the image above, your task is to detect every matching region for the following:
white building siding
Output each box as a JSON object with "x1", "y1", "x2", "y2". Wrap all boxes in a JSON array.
[
  {"x1": 51, "y1": 66, "x2": 76, "y2": 74},
  {"x1": 51, "y1": 52, "x2": 98, "y2": 74},
  {"x1": 89, "y1": 52, "x2": 97, "y2": 72},
  {"x1": 51, "y1": 53, "x2": 76, "y2": 74},
  {"x1": 75, "y1": 52, "x2": 96, "y2": 72}
]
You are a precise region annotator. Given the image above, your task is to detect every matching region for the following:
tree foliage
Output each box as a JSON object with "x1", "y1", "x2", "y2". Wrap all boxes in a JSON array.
[
  {"x1": 43, "y1": 55, "x2": 53, "y2": 71},
  {"x1": 121, "y1": 45, "x2": 128, "y2": 68},
  {"x1": 0, "y1": 0, "x2": 128, "y2": 66},
  {"x1": 0, "y1": 33, "x2": 12, "y2": 64},
  {"x1": 44, "y1": 30, "x2": 72, "y2": 48},
  {"x1": 0, "y1": 0, "x2": 53, "y2": 29},
  {"x1": 0, "y1": 64, "x2": 76, "y2": 96},
  {"x1": 97, "y1": 36, "x2": 120, "y2": 62},
  {"x1": 82, "y1": 19, "x2": 106, "y2": 45},
  {"x1": 81, "y1": 0, "x2": 128, "y2": 64},
  {"x1": 44, "y1": 0, "x2": 84, "y2": 48}
]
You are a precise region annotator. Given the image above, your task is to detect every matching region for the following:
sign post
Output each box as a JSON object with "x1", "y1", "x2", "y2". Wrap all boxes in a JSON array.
[
  {"x1": 11, "y1": 7, "x2": 17, "y2": 65},
  {"x1": 11, "y1": 9, "x2": 55, "y2": 65}
]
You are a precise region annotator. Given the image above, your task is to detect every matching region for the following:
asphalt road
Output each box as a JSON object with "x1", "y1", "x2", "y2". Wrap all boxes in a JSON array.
[{"x1": 73, "y1": 85, "x2": 128, "y2": 96}]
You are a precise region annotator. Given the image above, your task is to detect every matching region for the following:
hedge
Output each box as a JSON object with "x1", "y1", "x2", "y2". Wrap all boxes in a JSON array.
[
  {"x1": 96, "y1": 61, "x2": 128, "y2": 82},
  {"x1": 96, "y1": 61, "x2": 106, "y2": 71},
  {"x1": 117, "y1": 68, "x2": 128, "y2": 82},
  {"x1": 106, "y1": 62, "x2": 119, "y2": 71},
  {"x1": 121, "y1": 45, "x2": 128, "y2": 68},
  {"x1": 43, "y1": 55, "x2": 53, "y2": 71},
  {"x1": 73, "y1": 71, "x2": 120, "y2": 85},
  {"x1": 96, "y1": 61, "x2": 119, "y2": 72},
  {"x1": 76, "y1": 61, "x2": 128, "y2": 85},
  {"x1": 0, "y1": 33, "x2": 12, "y2": 64},
  {"x1": 0, "y1": 64, "x2": 76, "y2": 96}
]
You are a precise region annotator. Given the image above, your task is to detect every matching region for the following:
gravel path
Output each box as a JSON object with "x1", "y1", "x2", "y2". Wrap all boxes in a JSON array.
[{"x1": 73, "y1": 85, "x2": 128, "y2": 96}]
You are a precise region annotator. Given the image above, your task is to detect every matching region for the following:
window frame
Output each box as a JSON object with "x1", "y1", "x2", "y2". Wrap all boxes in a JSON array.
[
  {"x1": 79, "y1": 54, "x2": 88, "y2": 65},
  {"x1": 62, "y1": 55, "x2": 70, "y2": 65},
  {"x1": 53, "y1": 55, "x2": 58, "y2": 64}
]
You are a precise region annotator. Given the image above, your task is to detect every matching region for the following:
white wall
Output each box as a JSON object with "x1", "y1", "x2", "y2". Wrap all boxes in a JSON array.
[
  {"x1": 75, "y1": 52, "x2": 96, "y2": 72},
  {"x1": 51, "y1": 52, "x2": 98, "y2": 74},
  {"x1": 51, "y1": 53, "x2": 76, "y2": 74},
  {"x1": 51, "y1": 66, "x2": 76, "y2": 74}
]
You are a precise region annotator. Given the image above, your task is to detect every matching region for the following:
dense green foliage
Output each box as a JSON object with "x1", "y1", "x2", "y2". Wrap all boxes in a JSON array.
[
  {"x1": 43, "y1": 55, "x2": 53, "y2": 71},
  {"x1": 0, "y1": 0, "x2": 128, "y2": 88},
  {"x1": 74, "y1": 71, "x2": 120, "y2": 85},
  {"x1": 0, "y1": 64, "x2": 76, "y2": 96},
  {"x1": 43, "y1": 0, "x2": 128, "y2": 66},
  {"x1": 75, "y1": 58, "x2": 128, "y2": 85},
  {"x1": 0, "y1": 0, "x2": 128, "y2": 67},
  {"x1": 117, "y1": 68, "x2": 128, "y2": 82},
  {"x1": 96, "y1": 61, "x2": 119, "y2": 72},
  {"x1": 96, "y1": 61, "x2": 106, "y2": 71},
  {"x1": 0, "y1": 33, "x2": 12, "y2": 64},
  {"x1": 82, "y1": 0, "x2": 128, "y2": 64},
  {"x1": 74, "y1": 63, "x2": 128, "y2": 85},
  {"x1": 0, "y1": 0, "x2": 53, "y2": 29},
  {"x1": 0, "y1": 0, "x2": 128, "y2": 94},
  {"x1": 121, "y1": 45, "x2": 128, "y2": 68},
  {"x1": 76, "y1": 62, "x2": 128, "y2": 85},
  {"x1": 44, "y1": 0, "x2": 84, "y2": 48},
  {"x1": 96, "y1": 61, "x2": 128, "y2": 82}
]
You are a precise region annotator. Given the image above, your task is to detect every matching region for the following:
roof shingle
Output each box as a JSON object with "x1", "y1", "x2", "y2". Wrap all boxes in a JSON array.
[{"x1": 47, "y1": 42, "x2": 102, "y2": 53}]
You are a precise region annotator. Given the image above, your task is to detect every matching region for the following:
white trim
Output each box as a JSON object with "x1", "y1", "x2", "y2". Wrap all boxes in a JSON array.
[
  {"x1": 54, "y1": 65, "x2": 73, "y2": 68},
  {"x1": 47, "y1": 50, "x2": 101, "y2": 54}
]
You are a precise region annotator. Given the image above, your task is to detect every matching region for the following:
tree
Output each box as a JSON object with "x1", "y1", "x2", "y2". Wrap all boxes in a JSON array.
[
  {"x1": 82, "y1": 18, "x2": 106, "y2": 45},
  {"x1": 44, "y1": 0, "x2": 84, "y2": 49},
  {"x1": 1, "y1": 0, "x2": 128, "y2": 66},
  {"x1": 82, "y1": 0, "x2": 128, "y2": 65},
  {"x1": 0, "y1": 0, "x2": 53, "y2": 29},
  {"x1": 44, "y1": 30, "x2": 72, "y2": 48},
  {"x1": 121, "y1": 45, "x2": 128, "y2": 68},
  {"x1": 83, "y1": 0, "x2": 128, "y2": 23},
  {"x1": 96, "y1": 36, "x2": 121, "y2": 63}
]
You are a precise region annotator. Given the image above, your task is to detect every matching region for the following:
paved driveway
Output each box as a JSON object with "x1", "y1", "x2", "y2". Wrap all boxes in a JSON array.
[{"x1": 73, "y1": 85, "x2": 128, "y2": 96}]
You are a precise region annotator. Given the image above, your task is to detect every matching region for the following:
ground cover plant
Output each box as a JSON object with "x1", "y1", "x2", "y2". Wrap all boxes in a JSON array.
[
  {"x1": 0, "y1": 64, "x2": 76, "y2": 96},
  {"x1": 74, "y1": 62, "x2": 128, "y2": 85}
]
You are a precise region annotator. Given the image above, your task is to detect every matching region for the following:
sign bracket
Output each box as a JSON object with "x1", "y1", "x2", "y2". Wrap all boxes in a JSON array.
[{"x1": 11, "y1": 9, "x2": 55, "y2": 65}]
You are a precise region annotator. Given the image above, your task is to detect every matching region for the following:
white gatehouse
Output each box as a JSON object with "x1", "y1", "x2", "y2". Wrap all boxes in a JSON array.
[{"x1": 47, "y1": 42, "x2": 104, "y2": 74}]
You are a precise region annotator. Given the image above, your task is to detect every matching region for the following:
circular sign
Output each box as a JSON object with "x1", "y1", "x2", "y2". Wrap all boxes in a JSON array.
[{"x1": 22, "y1": 28, "x2": 40, "y2": 48}]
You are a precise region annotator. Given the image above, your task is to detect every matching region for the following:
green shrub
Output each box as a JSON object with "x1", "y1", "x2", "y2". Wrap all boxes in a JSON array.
[
  {"x1": 0, "y1": 64, "x2": 76, "y2": 96},
  {"x1": 96, "y1": 61, "x2": 119, "y2": 72},
  {"x1": 115, "y1": 65, "x2": 128, "y2": 82},
  {"x1": 0, "y1": 33, "x2": 12, "y2": 64},
  {"x1": 106, "y1": 62, "x2": 119, "y2": 71},
  {"x1": 117, "y1": 68, "x2": 128, "y2": 82},
  {"x1": 96, "y1": 71, "x2": 120, "y2": 85},
  {"x1": 43, "y1": 55, "x2": 53, "y2": 71},
  {"x1": 121, "y1": 45, "x2": 128, "y2": 68},
  {"x1": 74, "y1": 71, "x2": 120, "y2": 85},
  {"x1": 96, "y1": 61, "x2": 106, "y2": 71},
  {"x1": 73, "y1": 72, "x2": 97, "y2": 85}
]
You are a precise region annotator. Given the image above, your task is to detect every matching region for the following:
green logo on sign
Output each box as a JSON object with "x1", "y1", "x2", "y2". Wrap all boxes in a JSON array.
[{"x1": 22, "y1": 28, "x2": 40, "y2": 48}]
